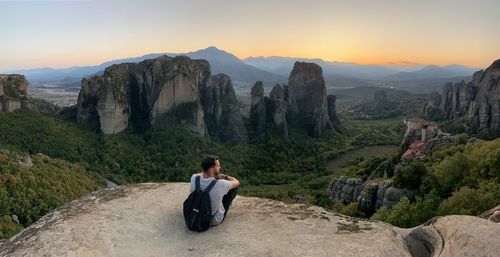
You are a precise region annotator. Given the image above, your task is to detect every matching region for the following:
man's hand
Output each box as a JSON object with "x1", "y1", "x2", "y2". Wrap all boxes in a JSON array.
[{"x1": 216, "y1": 174, "x2": 235, "y2": 180}]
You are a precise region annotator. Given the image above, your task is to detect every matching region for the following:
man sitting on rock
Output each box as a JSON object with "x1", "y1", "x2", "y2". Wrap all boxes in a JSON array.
[{"x1": 189, "y1": 155, "x2": 240, "y2": 226}]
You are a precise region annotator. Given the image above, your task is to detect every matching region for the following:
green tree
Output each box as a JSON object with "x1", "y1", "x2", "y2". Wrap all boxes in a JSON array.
[
  {"x1": 393, "y1": 162, "x2": 428, "y2": 190},
  {"x1": 438, "y1": 185, "x2": 498, "y2": 216}
]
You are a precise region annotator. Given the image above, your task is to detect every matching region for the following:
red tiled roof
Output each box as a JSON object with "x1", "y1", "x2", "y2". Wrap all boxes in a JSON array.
[
  {"x1": 409, "y1": 140, "x2": 426, "y2": 151},
  {"x1": 401, "y1": 140, "x2": 427, "y2": 160}
]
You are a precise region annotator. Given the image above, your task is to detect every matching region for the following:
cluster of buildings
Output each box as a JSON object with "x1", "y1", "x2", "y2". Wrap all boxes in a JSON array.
[{"x1": 400, "y1": 118, "x2": 440, "y2": 162}]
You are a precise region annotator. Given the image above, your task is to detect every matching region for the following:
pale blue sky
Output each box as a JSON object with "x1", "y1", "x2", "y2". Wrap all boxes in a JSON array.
[{"x1": 1, "y1": 0, "x2": 499, "y2": 71}]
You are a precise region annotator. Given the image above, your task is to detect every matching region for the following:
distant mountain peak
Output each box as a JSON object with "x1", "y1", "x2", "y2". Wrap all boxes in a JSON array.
[
  {"x1": 193, "y1": 46, "x2": 231, "y2": 55},
  {"x1": 421, "y1": 64, "x2": 442, "y2": 69},
  {"x1": 204, "y1": 46, "x2": 221, "y2": 51},
  {"x1": 186, "y1": 46, "x2": 242, "y2": 63}
]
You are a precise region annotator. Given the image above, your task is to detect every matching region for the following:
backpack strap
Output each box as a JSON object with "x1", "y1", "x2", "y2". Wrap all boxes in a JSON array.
[
  {"x1": 195, "y1": 175, "x2": 218, "y2": 193},
  {"x1": 204, "y1": 179, "x2": 218, "y2": 193},
  {"x1": 195, "y1": 175, "x2": 201, "y2": 190}
]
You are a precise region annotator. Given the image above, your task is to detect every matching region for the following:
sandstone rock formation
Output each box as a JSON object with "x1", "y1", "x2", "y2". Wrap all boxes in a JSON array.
[
  {"x1": 0, "y1": 74, "x2": 29, "y2": 113},
  {"x1": 327, "y1": 94, "x2": 342, "y2": 131},
  {"x1": 77, "y1": 56, "x2": 210, "y2": 135},
  {"x1": 268, "y1": 84, "x2": 289, "y2": 139},
  {"x1": 249, "y1": 81, "x2": 268, "y2": 141},
  {"x1": 439, "y1": 59, "x2": 500, "y2": 134},
  {"x1": 329, "y1": 176, "x2": 415, "y2": 214},
  {"x1": 425, "y1": 134, "x2": 461, "y2": 149},
  {"x1": 0, "y1": 74, "x2": 28, "y2": 98},
  {"x1": 1, "y1": 183, "x2": 498, "y2": 257},
  {"x1": 200, "y1": 74, "x2": 248, "y2": 143},
  {"x1": 248, "y1": 82, "x2": 290, "y2": 141},
  {"x1": 287, "y1": 62, "x2": 333, "y2": 137},
  {"x1": 0, "y1": 74, "x2": 59, "y2": 114},
  {"x1": 246, "y1": 62, "x2": 341, "y2": 140},
  {"x1": 353, "y1": 90, "x2": 388, "y2": 114},
  {"x1": 77, "y1": 56, "x2": 248, "y2": 142},
  {"x1": 422, "y1": 91, "x2": 442, "y2": 119},
  {"x1": 440, "y1": 81, "x2": 475, "y2": 120}
]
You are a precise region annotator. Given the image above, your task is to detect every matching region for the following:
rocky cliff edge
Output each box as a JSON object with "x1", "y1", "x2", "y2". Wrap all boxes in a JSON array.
[{"x1": 1, "y1": 183, "x2": 498, "y2": 257}]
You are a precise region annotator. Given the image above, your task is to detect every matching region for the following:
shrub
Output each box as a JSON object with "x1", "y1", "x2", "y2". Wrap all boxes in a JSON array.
[
  {"x1": 438, "y1": 184, "x2": 499, "y2": 216},
  {"x1": 0, "y1": 215, "x2": 23, "y2": 239},
  {"x1": 372, "y1": 190, "x2": 441, "y2": 228},
  {"x1": 393, "y1": 162, "x2": 428, "y2": 190},
  {"x1": 340, "y1": 203, "x2": 366, "y2": 218}
]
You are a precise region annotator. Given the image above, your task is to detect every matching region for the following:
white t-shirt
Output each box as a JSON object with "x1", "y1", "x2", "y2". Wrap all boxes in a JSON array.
[{"x1": 189, "y1": 174, "x2": 232, "y2": 226}]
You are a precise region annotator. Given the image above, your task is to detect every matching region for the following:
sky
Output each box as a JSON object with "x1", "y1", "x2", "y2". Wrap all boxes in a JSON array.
[{"x1": 0, "y1": 0, "x2": 499, "y2": 71}]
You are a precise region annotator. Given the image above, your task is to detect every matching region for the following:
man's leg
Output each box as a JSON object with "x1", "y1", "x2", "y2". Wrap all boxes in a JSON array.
[{"x1": 222, "y1": 187, "x2": 238, "y2": 220}]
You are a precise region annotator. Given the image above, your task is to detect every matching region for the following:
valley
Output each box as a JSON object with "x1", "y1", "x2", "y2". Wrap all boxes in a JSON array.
[
  {"x1": 1, "y1": 1, "x2": 499, "y2": 255},
  {"x1": 1, "y1": 57, "x2": 498, "y2": 242}
]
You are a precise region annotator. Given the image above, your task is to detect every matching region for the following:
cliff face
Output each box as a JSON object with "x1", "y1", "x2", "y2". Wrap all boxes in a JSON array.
[
  {"x1": 249, "y1": 82, "x2": 289, "y2": 141},
  {"x1": 0, "y1": 74, "x2": 28, "y2": 98},
  {"x1": 440, "y1": 59, "x2": 500, "y2": 134},
  {"x1": 423, "y1": 91, "x2": 442, "y2": 119},
  {"x1": 359, "y1": 90, "x2": 388, "y2": 113},
  {"x1": 440, "y1": 81, "x2": 476, "y2": 120},
  {"x1": 330, "y1": 177, "x2": 415, "y2": 215},
  {"x1": 200, "y1": 74, "x2": 248, "y2": 143},
  {"x1": 327, "y1": 95, "x2": 342, "y2": 131},
  {"x1": 2, "y1": 183, "x2": 498, "y2": 257},
  {"x1": 268, "y1": 84, "x2": 289, "y2": 139},
  {"x1": 77, "y1": 56, "x2": 210, "y2": 135},
  {"x1": 287, "y1": 62, "x2": 333, "y2": 137},
  {"x1": 249, "y1": 81, "x2": 268, "y2": 141},
  {"x1": 247, "y1": 61, "x2": 341, "y2": 140},
  {"x1": 0, "y1": 74, "x2": 59, "y2": 114},
  {"x1": 77, "y1": 56, "x2": 248, "y2": 142},
  {"x1": 0, "y1": 74, "x2": 29, "y2": 113}
]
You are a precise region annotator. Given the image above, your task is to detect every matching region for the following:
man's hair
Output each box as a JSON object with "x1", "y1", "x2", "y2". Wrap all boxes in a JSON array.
[{"x1": 201, "y1": 155, "x2": 219, "y2": 172}]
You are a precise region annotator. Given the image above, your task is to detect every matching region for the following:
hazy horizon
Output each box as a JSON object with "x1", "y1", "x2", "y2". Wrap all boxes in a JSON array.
[
  {"x1": 1, "y1": 45, "x2": 489, "y2": 72},
  {"x1": 1, "y1": 0, "x2": 499, "y2": 71}
]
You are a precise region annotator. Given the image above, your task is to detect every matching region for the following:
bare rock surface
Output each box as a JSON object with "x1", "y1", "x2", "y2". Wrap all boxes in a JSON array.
[
  {"x1": 76, "y1": 56, "x2": 248, "y2": 142},
  {"x1": 249, "y1": 81, "x2": 267, "y2": 141},
  {"x1": 440, "y1": 59, "x2": 500, "y2": 134},
  {"x1": 268, "y1": 84, "x2": 289, "y2": 139},
  {"x1": 200, "y1": 74, "x2": 248, "y2": 143},
  {"x1": 77, "y1": 56, "x2": 211, "y2": 135},
  {"x1": 287, "y1": 62, "x2": 332, "y2": 137},
  {"x1": 0, "y1": 74, "x2": 28, "y2": 98},
  {"x1": 1, "y1": 183, "x2": 498, "y2": 257}
]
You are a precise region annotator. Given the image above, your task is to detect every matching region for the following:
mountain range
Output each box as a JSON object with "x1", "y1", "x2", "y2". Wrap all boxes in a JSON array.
[
  {"x1": 8, "y1": 47, "x2": 479, "y2": 88},
  {"x1": 11, "y1": 47, "x2": 285, "y2": 86}
]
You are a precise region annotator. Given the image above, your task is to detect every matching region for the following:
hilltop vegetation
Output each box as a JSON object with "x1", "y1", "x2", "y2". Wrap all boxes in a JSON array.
[
  {"x1": 0, "y1": 109, "x2": 99, "y2": 163},
  {"x1": 368, "y1": 138, "x2": 500, "y2": 227},
  {"x1": 0, "y1": 150, "x2": 104, "y2": 239}
]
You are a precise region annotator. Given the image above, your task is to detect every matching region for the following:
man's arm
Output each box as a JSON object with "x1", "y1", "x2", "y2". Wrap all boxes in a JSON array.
[
  {"x1": 217, "y1": 174, "x2": 240, "y2": 189},
  {"x1": 225, "y1": 175, "x2": 240, "y2": 189}
]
